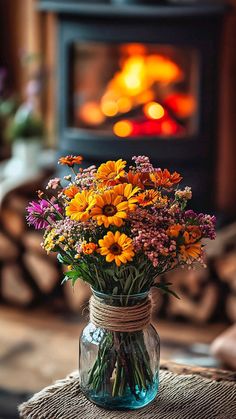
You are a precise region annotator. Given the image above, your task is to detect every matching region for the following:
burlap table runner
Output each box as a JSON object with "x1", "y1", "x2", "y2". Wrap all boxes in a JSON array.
[{"x1": 19, "y1": 369, "x2": 236, "y2": 419}]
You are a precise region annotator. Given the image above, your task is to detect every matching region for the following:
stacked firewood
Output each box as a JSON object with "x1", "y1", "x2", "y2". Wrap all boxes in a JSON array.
[
  {"x1": 0, "y1": 182, "x2": 236, "y2": 323},
  {"x1": 0, "y1": 177, "x2": 91, "y2": 312},
  {"x1": 153, "y1": 224, "x2": 236, "y2": 323}
]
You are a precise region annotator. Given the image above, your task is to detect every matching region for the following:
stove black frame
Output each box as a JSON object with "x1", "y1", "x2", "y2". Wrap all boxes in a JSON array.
[{"x1": 39, "y1": 1, "x2": 227, "y2": 211}]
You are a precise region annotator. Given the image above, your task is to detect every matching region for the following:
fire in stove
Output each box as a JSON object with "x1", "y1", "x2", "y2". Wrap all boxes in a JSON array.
[{"x1": 72, "y1": 43, "x2": 198, "y2": 139}]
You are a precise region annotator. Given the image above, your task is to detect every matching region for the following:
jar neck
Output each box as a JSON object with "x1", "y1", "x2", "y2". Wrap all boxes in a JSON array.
[{"x1": 91, "y1": 289, "x2": 149, "y2": 307}]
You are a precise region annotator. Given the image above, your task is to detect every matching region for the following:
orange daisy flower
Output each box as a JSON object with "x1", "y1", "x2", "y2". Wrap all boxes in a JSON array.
[
  {"x1": 179, "y1": 242, "x2": 202, "y2": 261},
  {"x1": 58, "y1": 155, "x2": 83, "y2": 167},
  {"x1": 150, "y1": 169, "x2": 182, "y2": 188},
  {"x1": 64, "y1": 185, "x2": 80, "y2": 199},
  {"x1": 137, "y1": 189, "x2": 160, "y2": 207},
  {"x1": 66, "y1": 190, "x2": 94, "y2": 221},
  {"x1": 113, "y1": 183, "x2": 140, "y2": 211},
  {"x1": 183, "y1": 225, "x2": 201, "y2": 244},
  {"x1": 96, "y1": 159, "x2": 126, "y2": 186},
  {"x1": 81, "y1": 242, "x2": 98, "y2": 255},
  {"x1": 167, "y1": 224, "x2": 183, "y2": 238},
  {"x1": 120, "y1": 171, "x2": 145, "y2": 189},
  {"x1": 91, "y1": 190, "x2": 128, "y2": 228},
  {"x1": 99, "y1": 231, "x2": 134, "y2": 267}
]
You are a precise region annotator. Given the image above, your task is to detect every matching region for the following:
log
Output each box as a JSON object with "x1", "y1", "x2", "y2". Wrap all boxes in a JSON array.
[
  {"x1": 164, "y1": 268, "x2": 219, "y2": 323},
  {"x1": 215, "y1": 251, "x2": 236, "y2": 284},
  {"x1": 214, "y1": 251, "x2": 236, "y2": 321},
  {"x1": 1, "y1": 207, "x2": 25, "y2": 239},
  {"x1": 226, "y1": 295, "x2": 236, "y2": 322},
  {"x1": 1, "y1": 264, "x2": 34, "y2": 306},
  {"x1": 23, "y1": 231, "x2": 57, "y2": 260},
  {"x1": 24, "y1": 253, "x2": 59, "y2": 293},
  {"x1": 64, "y1": 280, "x2": 91, "y2": 313},
  {"x1": 211, "y1": 324, "x2": 236, "y2": 371},
  {"x1": 0, "y1": 232, "x2": 19, "y2": 260},
  {"x1": 3, "y1": 194, "x2": 28, "y2": 214},
  {"x1": 205, "y1": 222, "x2": 236, "y2": 258}
]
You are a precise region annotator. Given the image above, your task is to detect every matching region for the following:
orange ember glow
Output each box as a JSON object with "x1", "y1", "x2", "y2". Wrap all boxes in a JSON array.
[
  {"x1": 161, "y1": 120, "x2": 178, "y2": 136},
  {"x1": 76, "y1": 43, "x2": 196, "y2": 138},
  {"x1": 78, "y1": 102, "x2": 105, "y2": 126},
  {"x1": 164, "y1": 93, "x2": 196, "y2": 118},
  {"x1": 113, "y1": 120, "x2": 133, "y2": 137},
  {"x1": 100, "y1": 53, "x2": 183, "y2": 120},
  {"x1": 101, "y1": 98, "x2": 119, "y2": 117},
  {"x1": 146, "y1": 55, "x2": 183, "y2": 83},
  {"x1": 143, "y1": 102, "x2": 165, "y2": 120},
  {"x1": 117, "y1": 97, "x2": 132, "y2": 113},
  {"x1": 120, "y1": 43, "x2": 147, "y2": 56}
]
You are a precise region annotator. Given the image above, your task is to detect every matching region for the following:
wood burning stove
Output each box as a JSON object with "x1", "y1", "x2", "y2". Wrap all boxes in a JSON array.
[
  {"x1": 39, "y1": 0, "x2": 227, "y2": 211},
  {"x1": 71, "y1": 42, "x2": 198, "y2": 138}
]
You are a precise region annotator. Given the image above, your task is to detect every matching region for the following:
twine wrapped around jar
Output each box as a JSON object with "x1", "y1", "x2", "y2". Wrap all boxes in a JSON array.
[{"x1": 89, "y1": 295, "x2": 152, "y2": 332}]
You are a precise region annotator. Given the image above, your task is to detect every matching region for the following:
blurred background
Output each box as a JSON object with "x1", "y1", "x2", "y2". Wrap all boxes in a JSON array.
[{"x1": 0, "y1": 0, "x2": 236, "y2": 418}]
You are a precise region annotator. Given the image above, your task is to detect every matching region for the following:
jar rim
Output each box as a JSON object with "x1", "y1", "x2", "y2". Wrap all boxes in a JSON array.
[{"x1": 91, "y1": 288, "x2": 150, "y2": 299}]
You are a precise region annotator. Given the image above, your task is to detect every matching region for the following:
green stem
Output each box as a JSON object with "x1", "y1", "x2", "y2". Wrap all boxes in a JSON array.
[{"x1": 112, "y1": 357, "x2": 122, "y2": 397}]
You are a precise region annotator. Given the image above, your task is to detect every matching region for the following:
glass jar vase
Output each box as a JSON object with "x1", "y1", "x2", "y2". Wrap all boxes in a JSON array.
[{"x1": 79, "y1": 290, "x2": 160, "y2": 410}]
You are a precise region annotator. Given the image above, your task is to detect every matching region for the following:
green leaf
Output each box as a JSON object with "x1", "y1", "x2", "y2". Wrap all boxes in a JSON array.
[
  {"x1": 124, "y1": 276, "x2": 133, "y2": 293},
  {"x1": 61, "y1": 276, "x2": 69, "y2": 285},
  {"x1": 6, "y1": 107, "x2": 44, "y2": 142},
  {"x1": 152, "y1": 283, "x2": 180, "y2": 299},
  {"x1": 61, "y1": 269, "x2": 80, "y2": 287},
  {"x1": 64, "y1": 270, "x2": 79, "y2": 279},
  {"x1": 57, "y1": 253, "x2": 72, "y2": 265},
  {"x1": 164, "y1": 287, "x2": 180, "y2": 300},
  {"x1": 104, "y1": 268, "x2": 117, "y2": 277}
]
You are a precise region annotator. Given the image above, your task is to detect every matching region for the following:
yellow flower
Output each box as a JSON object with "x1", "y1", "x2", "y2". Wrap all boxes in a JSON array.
[
  {"x1": 66, "y1": 190, "x2": 94, "y2": 221},
  {"x1": 91, "y1": 190, "x2": 128, "y2": 228},
  {"x1": 113, "y1": 183, "x2": 140, "y2": 211},
  {"x1": 58, "y1": 235, "x2": 65, "y2": 242},
  {"x1": 81, "y1": 242, "x2": 98, "y2": 255},
  {"x1": 99, "y1": 231, "x2": 134, "y2": 266},
  {"x1": 96, "y1": 159, "x2": 126, "y2": 186},
  {"x1": 179, "y1": 242, "x2": 201, "y2": 261},
  {"x1": 137, "y1": 189, "x2": 160, "y2": 207},
  {"x1": 43, "y1": 228, "x2": 57, "y2": 254}
]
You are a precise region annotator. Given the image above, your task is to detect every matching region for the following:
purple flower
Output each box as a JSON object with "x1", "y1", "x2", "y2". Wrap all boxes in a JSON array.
[
  {"x1": 183, "y1": 210, "x2": 216, "y2": 240},
  {"x1": 184, "y1": 210, "x2": 198, "y2": 219},
  {"x1": 26, "y1": 199, "x2": 50, "y2": 229},
  {"x1": 198, "y1": 214, "x2": 216, "y2": 240},
  {"x1": 26, "y1": 199, "x2": 62, "y2": 230}
]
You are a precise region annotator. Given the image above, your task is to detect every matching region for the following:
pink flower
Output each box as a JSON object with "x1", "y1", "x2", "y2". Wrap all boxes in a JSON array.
[
  {"x1": 26, "y1": 200, "x2": 50, "y2": 229},
  {"x1": 26, "y1": 199, "x2": 62, "y2": 229},
  {"x1": 46, "y1": 178, "x2": 61, "y2": 190},
  {"x1": 132, "y1": 156, "x2": 154, "y2": 173}
]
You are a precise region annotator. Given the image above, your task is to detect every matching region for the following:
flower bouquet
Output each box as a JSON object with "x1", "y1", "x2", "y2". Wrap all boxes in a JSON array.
[{"x1": 26, "y1": 155, "x2": 216, "y2": 410}]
